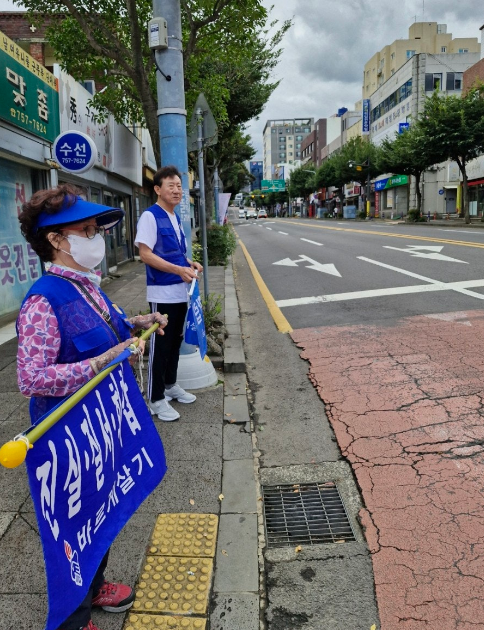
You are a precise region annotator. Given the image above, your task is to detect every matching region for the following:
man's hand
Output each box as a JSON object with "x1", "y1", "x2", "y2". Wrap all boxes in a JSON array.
[
  {"x1": 179, "y1": 266, "x2": 198, "y2": 283},
  {"x1": 191, "y1": 262, "x2": 203, "y2": 274}
]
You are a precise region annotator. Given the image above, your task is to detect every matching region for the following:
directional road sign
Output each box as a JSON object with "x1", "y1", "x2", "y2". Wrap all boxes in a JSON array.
[{"x1": 261, "y1": 179, "x2": 286, "y2": 192}]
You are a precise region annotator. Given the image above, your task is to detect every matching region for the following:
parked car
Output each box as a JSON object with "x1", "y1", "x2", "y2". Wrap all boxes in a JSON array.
[
  {"x1": 238, "y1": 208, "x2": 246, "y2": 219},
  {"x1": 257, "y1": 208, "x2": 268, "y2": 219},
  {"x1": 246, "y1": 208, "x2": 257, "y2": 219}
]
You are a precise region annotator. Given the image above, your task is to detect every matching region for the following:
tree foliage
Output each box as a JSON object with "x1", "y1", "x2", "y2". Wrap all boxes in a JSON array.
[
  {"x1": 417, "y1": 86, "x2": 484, "y2": 222},
  {"x1": 377, "y1": 124, "x2": 440, "y2": 213},
  {"x1": 287, "y1": 164, "x2": 317, "y2": 198},
  {"x1": 21, "y1": 0, "x2": 290, "y2": 171}
]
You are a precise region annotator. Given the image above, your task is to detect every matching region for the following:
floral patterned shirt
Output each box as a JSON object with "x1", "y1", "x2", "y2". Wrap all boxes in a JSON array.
[{"x1": 17, "y1": 265, "x2": 108, "y2": 398}]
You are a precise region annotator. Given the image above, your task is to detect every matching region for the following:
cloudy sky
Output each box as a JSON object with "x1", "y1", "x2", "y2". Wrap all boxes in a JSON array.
[{"x1": 1, "y1": 0, "x2": 482, "y2": 159}]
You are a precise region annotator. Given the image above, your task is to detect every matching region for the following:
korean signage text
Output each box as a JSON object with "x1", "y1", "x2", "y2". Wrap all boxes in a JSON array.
[
  {"x1": 261, "y1": 179, "x2": 286, "y2": 192},
  {"x1": 0, "y1": 30, "x2": 59, "y2": 142},
  {"x1": 374, "y1": 175, "x2": 409, "y2": 191},
  {"x1": 362, "y1": 99, "x2": 370, "y2": 135}
]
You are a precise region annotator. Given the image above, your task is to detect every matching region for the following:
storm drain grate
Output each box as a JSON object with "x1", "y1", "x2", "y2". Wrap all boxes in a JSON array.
[{"x1": 262, "y1": 481, "x2": 356, "y2": 547}]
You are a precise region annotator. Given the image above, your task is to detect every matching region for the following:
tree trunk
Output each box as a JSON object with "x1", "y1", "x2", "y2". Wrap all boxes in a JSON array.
[
  {"x1": 461, "y1": 160, "x2": 470, "y2": 224},
  {"x1": 415, "y1": 173, "x2": 422, "y2": 213}
]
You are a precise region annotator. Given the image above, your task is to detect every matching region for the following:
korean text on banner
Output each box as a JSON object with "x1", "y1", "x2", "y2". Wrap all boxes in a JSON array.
[
  {"x1": 185, "y1": 281, "x2": 207, "y2": 359},
  {"x1": 26, "y1": 360, "x2": 167, "y2": 630}
]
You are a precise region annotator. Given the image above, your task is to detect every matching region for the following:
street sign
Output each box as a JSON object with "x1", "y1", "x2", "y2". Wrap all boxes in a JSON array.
[
  {"x1": 187, "y1": 93, "x2": 218, "y2": 152},
  {"x1": 261, "y1": 179, "x2": 286, "y2": 192},
  {"x1": 53, "y1": 130, "x2": 97, "y2": 174}
]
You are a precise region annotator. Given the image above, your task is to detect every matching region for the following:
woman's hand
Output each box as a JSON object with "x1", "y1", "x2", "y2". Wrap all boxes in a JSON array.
[
  {"x1": 89, "y1": 338, "x2": 138, "y2": 374},
  {"x1": 129, "y1": 312, "x2": 168, "y2": 335}
]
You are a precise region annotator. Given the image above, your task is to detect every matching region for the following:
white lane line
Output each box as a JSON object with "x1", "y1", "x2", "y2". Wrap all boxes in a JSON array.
[
  {"x1": 263, "y1": 221, "x2": 276, "y2": 224},
  {"x1": 439, "y1": 229, "x2": 484, "y2": 235},
  {"x1": 275, "y1": 256, "x2": 484, "y2": 308},
  {"x1": 301, "y1": 238, "x2": 323, "y2": 246},
  {"x1": 276, "y1": 279, "x2": 484, "y2": 308},
  {"x1": 266, "y1": 227, "x2": 273, "y2": 230},
  {"x1": 278, "y1": 231, "x2": 288, "y2": 235},
  {"x1": 359, "y1": 256, "x2": 484, "y2": 300}
]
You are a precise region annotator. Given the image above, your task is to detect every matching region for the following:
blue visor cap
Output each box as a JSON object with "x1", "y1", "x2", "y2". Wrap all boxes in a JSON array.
[{"x1": 36, "y1": 196, "x2": 125, "y2": 231}]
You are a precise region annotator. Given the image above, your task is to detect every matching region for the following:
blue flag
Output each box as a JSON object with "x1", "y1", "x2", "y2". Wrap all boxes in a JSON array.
[
  {"x1": 25, "y1": 360, "x2": 167, "y2": 630},
  {"x1": 185, "y1": 281, "x2": 207, "y2": 359}
]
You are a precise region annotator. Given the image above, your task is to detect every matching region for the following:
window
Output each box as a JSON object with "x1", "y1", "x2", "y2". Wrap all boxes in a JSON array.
[
  {"x1": 289, "y1": 152, "x2": 293, "y2": 156},
  {"x1": 441, "y1": 46, "x2": 447, "y2": 53},
  {"x1": 303, "y1": 127, "x2": 310, "y2": 132},
  {"x1": 406, "y1": 50, "x2": 416, "y2": 59},
  {"x1": 279, "y1": 153, "x2": 286, "y2": 158},
  {"x1": 391, "y1": 52, "x2": 395, "y2": 60},
  {"x1": 296, "y1": 135, "x2": 303, "y2": 141},
  {"x1": 458, "y1": 48, "x2": 469, "y2": 54},
  {"x1": 271, "y1": 129, "x2": 276, "y2": 134},
  {"x1": 296, "y1": 151, "x2": 301, "y2": 157},
  {"x1": 425, "y1": 73, "x2": 442, "y2": 91},
  {"x1": 446, "y1": 72, "x2": 463, "y2": 90},
  {"x1": 296, "y1": 143, "x2": 301, "y2": 149}
]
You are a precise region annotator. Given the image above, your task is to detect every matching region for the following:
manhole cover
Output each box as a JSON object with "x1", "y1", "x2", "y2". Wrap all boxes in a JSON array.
[{"x1": 262, "y1": 481, "x2": 356, "y2": 547}]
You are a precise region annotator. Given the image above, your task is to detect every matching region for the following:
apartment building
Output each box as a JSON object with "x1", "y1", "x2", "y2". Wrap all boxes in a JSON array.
[
  {"x1": 363, "y1": 22, "x2": 479, "y2": 99},
  {"x1": 262, "y1": 118, "x2": 314, "y2": 180}
]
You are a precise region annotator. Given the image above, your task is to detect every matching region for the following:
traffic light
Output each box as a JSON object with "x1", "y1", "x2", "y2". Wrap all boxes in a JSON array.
[
  {"x1": 356, "y1": 166, "x2": 363, "y2": 172},
  {"x1": 261, "y1": 195, "x2": 265, "y2": 199},
  {"x1": 251, "y1": 195, "x2": 255, "y2": 199}
]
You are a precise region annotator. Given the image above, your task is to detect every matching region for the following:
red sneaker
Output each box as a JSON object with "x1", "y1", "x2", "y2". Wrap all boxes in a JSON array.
[
  {"x1": 91, "y1": 581, "x2": 135, "y2": 613},
  {"x1": 60, "y1": 621, "x2": 100, "y2": 630}
]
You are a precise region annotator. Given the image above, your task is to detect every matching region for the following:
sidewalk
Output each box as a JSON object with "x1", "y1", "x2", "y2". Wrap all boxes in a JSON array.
[{"x1": 0, "y1": 260, "x2": 260, "y2": 630}]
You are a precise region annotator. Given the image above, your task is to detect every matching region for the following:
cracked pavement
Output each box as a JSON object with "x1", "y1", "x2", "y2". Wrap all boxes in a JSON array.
[{"x1": 292, "y1": 310, "x2": 484, "y2": 630}]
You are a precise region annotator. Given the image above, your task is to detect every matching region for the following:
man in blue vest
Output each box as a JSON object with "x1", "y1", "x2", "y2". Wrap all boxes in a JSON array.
[{"x1": 135, "y1": 166, "x2": 203, "y2": 421}]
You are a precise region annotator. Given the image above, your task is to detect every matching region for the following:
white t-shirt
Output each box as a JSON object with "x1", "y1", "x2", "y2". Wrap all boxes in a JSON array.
[{"x1": 135, "y1": 207, "x2": 189, "y2": 304}]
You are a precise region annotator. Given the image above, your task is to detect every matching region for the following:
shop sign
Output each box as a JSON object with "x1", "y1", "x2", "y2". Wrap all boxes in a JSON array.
[
  {"x1": 362, "y1": 99, "x2": 370, "y2": 135},
  {"x1": 54, "y1": 130, "x2": 97, "y2": 174},
  {"x1": 375, "y1": 174, "x2": 409, "y2": 191},
  {"x1": 0, "y1": 30, "x2": 59, "y2": 142}
]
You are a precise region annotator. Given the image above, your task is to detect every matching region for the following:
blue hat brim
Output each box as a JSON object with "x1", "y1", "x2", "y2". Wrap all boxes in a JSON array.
[{"x1": 36, "y1": 197, "x2": 125, "y2": 231}]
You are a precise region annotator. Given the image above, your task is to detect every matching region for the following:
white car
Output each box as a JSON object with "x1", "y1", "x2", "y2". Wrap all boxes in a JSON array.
[
  {"x1": 258, "y1": 209, "x2": 268, "y2": 219},
  {"x1": 238, "y1": 208, "x2": 246, "y2": 219},
  {"x1": 246, "y1": 209, "x2": 257, "y2": 219}
]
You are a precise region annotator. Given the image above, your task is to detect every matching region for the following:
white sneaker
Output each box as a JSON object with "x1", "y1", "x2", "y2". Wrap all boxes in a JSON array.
[
  {"x1": 164, "y1": 384, "x2": 197, "y2": 404},
  {"x1": 148, "y1": 398, "x2": 180, "y2": 421}
]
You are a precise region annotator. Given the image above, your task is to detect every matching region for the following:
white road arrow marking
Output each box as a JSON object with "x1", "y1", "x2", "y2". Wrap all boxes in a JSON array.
[
  {"x1": 424, "y1": 312, "x2": 472, "y2": 326},
  {"x1": 278, "y1": 231, "x2": 288, "y2": 235},
  {"x1": 383, "y1": 245, "x2": 468, "y2": 263},
  {"x1": 273, "y1": 255, "x2": 341, "y2": 277}
]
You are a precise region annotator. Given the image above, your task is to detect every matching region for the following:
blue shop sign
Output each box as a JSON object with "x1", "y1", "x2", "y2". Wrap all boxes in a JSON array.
[
  {"x1": 399, "y1": 122, "x2": 410, "y2": 134},
  {"x1": 362, "y1": 99, "x2": 370, "y2": 135},
  {"x1": 53, "y1": 130, "x2": 97, "y2": 174}
]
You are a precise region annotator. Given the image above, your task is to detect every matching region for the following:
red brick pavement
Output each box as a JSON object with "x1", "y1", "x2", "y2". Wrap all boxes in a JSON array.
[{"x1": 292, "y1": 311, "x2": 484, "y2": 630}]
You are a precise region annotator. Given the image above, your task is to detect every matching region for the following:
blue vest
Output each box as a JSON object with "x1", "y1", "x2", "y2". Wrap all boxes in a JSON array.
[
  {"x1": 145, "y1": 204, "x2": 190, "y2": 286},
  {"x1": 18, "y1": 274, "x2": 133, "y2": 423}
]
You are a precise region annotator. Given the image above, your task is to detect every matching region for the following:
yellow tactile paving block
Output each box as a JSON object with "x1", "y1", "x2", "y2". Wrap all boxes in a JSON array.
[
  {"x1": 132, "y1": 556, "x2": 213, "y2": 616},
  {"x1": 125, "y1": 613, "x2": 206, "y2": 629},
  {"x1": 149, "y1": 513, "x2": 218, "y2": 558}
]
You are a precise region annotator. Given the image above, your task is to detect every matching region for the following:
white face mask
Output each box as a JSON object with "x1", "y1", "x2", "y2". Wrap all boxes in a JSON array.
[{"x1": 64, "y1": 233, "x2": 106, "y2": 269}]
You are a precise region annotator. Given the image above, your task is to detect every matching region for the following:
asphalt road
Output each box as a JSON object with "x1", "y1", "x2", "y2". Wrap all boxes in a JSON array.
[
  {"x1": 232, "y1": 212, "x2": 484, "y2": 329},
  {"x1": 231, "y1": 209, "x2": 484, "y2": 629}
]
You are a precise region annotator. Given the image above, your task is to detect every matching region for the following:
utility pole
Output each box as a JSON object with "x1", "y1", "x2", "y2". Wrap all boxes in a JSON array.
[
  {"x1": 197, "y1": 107, "x2": 209, "y2": 299},
  {"x1": 152, "y1": 0, "x2": 192, "y2": 256}
]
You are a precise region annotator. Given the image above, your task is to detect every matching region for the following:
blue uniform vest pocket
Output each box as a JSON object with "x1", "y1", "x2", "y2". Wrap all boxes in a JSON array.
[{"x1": 72, "y1": 326, "x2": 114, "y2": 360}]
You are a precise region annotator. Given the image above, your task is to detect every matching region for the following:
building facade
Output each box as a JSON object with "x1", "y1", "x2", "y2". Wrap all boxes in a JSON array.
[
  {"x1": 262, "y1": 118, "x2": 314, "y2": 180},
  {"x1": 249, "y1": 160, "x2": 263, "y2": 191},
  {"x1": 363, "y1": 22, "x2": 479, "y2": 99}
]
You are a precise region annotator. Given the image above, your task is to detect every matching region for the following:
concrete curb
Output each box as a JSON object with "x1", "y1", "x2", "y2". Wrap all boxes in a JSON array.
[
  {"x1": 210, "y1": 261, "x2": 259, "y2": 630},
  {"x1": 223, "y1": 259, "x2": 246, "y2": 373}
]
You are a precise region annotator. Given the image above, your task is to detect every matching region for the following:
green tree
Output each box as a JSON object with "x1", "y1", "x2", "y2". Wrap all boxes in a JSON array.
[
  {"x1": 417, "y1": 87, "x2": 484, "y2": 222},
  {"x1": 377, "y1": 124, "x2": 440, "y2": 214},
  {"x1": 287, "y1": 164, "x2": 317, "y2": 198},
  {"x1": 21, "y1": 0, "x2": 290, "y2": 168}
]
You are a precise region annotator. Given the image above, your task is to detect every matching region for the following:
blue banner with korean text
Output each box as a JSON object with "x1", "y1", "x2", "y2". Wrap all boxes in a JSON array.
[
  {"x1": 25, "y1": 360, "x2": 167, "y2": 630},
  {"x1": 185, "y1": 281, "x2": 207, "y2": 360}
]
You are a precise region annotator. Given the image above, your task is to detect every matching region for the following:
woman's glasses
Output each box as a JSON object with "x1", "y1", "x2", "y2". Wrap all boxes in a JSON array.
[{"x1": 65, "y1": 225, "x2": 105, "y2": 239}]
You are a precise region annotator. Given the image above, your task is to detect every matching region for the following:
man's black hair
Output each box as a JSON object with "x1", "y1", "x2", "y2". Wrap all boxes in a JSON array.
[{"x1": 153, "y1": 165, "x2": 182, "y2": 187}]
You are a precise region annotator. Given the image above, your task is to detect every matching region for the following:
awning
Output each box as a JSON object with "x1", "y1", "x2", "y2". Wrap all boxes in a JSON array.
[
  {"x1": 468, "y1": 179, "x2": 484, "y2": 187},
  {"x1": 443, "y1": 185, "x2": 458, "y2": 189}
]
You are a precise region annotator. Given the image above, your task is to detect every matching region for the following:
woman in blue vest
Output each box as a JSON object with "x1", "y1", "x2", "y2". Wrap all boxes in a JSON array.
[{"x1": 17, "y1": 184, "x2": 166, "y2": 630}]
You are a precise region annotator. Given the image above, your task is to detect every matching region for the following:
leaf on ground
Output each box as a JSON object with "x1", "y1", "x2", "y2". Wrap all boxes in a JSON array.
[
  {"x1": 258, "y1": 426, "x2": 264, "y2": 431},
  {"x1": 221, "y1": 549, "x2": 228, "y2": 556},
  {"x1": 335, "y1": 540, "x2": 346, "y2": 544},
  {"x1": 295, "y1": 545, "x2": 302, "y2": 553},
  {"x1": 225, "y1": 413, "x2": 232, "y2": 417},
  {"x1": 189, "y1": 499, "x2": 195, "y2": 505},
  {"x1": 218, "y1": 494, "x2": 224, "y2": 501}
]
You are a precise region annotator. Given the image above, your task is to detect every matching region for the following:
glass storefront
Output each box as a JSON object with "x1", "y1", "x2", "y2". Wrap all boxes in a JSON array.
[
  {"x1": 468, "y1": 182, "x2": 484, "y2": 217},
  {"x1": 0, "y1": 157, "x2": 44, "y2": 318}
]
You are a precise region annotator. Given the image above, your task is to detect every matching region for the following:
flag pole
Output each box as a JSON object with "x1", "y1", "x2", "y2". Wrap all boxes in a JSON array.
[{"x1": 0, "y1": 323, "x2": 159, "y2": 468}]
